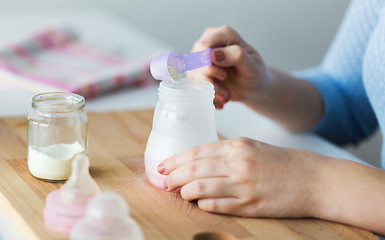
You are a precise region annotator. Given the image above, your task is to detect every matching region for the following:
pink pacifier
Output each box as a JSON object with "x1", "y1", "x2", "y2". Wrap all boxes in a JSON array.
[
  {"x1": 43, "y1": 153, "x2": 101, "y2": 234},
  {"x1": 70, "y1": 192, "x2": 144, "y2": 240}
]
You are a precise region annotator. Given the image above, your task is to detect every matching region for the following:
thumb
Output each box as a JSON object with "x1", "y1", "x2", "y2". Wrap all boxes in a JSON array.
[{"x1": 211, "y1": 46, "x2": 256, "y2": 71}]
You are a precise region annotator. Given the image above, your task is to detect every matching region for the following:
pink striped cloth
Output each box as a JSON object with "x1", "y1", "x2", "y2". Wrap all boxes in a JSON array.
[{"x1": 0, "y1": 27, "x2": 154, "y2": 98}]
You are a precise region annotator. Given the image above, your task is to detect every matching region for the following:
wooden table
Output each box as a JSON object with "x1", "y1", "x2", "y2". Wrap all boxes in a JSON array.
[{"x1": 0, "y1": 110, "x2": 379, "y2": 240}]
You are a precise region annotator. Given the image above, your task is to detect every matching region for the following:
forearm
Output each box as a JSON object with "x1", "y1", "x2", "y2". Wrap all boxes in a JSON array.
[
  {"x1": 314, "y1": 157, "x2": 385, "y2": 236},
  {"x1": 244, "y1": 67, "x2": 324, "y2": 131}
]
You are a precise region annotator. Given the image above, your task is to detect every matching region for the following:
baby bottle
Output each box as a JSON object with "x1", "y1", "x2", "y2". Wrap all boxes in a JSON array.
[
  {"x1": 43, "y1": 153, "x2": 101, "y2": 234},
  {"x1": 27, "y1": 92, "x2": 89, "y2": 182},
  {"x1": 145, "y1": 79, "x2": 218, "y2": 190},
  {"x1": 70, "y1": 192, "x2": 144, "y2": 240}
]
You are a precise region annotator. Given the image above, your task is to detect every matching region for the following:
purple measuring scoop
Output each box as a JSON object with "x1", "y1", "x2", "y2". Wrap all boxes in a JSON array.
[{"x1": 150, "y1": 48, "x2": 213, "y2": 82}]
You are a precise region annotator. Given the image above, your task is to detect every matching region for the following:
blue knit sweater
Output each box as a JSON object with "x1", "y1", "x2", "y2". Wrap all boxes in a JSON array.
[{"x1": 298, "y1": 0, "x2": 385, "y2": 168}]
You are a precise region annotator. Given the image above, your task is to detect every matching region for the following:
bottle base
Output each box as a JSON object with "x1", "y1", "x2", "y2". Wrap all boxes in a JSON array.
[
  {"x1": 145, "y1": 168, "x2": 167, "y2": 190},
  {"x1": 145, "y1": 154, "x2": 181, "y2": 193}
]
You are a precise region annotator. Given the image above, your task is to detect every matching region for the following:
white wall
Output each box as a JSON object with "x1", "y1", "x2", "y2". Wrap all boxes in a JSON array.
[
  {"x1": 0, "y1": 0, "x2": 381, "y2": 167},
  {"x1": 0, "y1": 0, "x2": 349, "y2": 71}
]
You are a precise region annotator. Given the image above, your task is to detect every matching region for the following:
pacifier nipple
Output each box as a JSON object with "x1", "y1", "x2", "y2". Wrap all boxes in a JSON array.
[
  {"x1": 43, "y1": 153, "x2": 101, "y2": 234},
  {"x1": 70, "y1": 192, "x2": 144, "y2": 240},
  {"x1": 60, "y1": 153, "x2": 100, "y2": 205}
]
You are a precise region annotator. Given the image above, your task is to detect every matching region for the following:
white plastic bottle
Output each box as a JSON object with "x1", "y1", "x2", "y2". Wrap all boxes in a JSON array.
[{"x1": 145, "y1": 79, "x2": 218, "y2": 190}]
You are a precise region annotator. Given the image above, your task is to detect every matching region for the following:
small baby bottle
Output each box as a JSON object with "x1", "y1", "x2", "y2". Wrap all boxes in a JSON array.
[
  {"x1": 27, "y1": 92, "x2": 89, "y2": 182},
  {"x1": 70, "y1": 192, "x2": 144, "y2": 240},
  {"x1": 145, "y1": 79, "x2": 218, "y2": 190},
  {"x1": 43, "y1": 153, "x2": 101, "y2": 234}
]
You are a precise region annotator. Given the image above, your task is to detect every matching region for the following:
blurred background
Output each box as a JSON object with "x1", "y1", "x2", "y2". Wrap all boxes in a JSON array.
[{"x1": 0, "y1": 0, "x2": 381, "y2": 167}]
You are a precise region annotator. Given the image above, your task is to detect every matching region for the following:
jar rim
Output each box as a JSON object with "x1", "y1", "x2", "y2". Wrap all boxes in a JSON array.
[{"x1": 32, "y1": 92, "x2": 85, "y2": 113}]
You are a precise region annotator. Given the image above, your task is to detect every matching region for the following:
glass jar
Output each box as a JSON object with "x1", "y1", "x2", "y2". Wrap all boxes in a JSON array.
[
  {"x1": 27, "y1": 92, "x2": 89, "y2": 182},
  {"x1": 145, "y1": 79, "x2": 218, "y2": 190}
]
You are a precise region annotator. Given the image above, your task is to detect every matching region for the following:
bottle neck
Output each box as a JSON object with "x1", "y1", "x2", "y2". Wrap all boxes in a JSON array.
[
  {"x1": 158, "y1": 79, "x2": 215, "y2": 105},
  {"x1": 32, "y1": 92, "x2": 85, "y2": 116}
]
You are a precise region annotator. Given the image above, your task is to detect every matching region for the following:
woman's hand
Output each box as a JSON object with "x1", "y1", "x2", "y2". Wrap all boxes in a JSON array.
[
  {"x1": 188, "y1": 26, "x2": 272, "y2": 109},
  {"x1": 189, "y1": 25, "x2": 323, "y2": 131},
  {"x1": 158, "y1": 138, "x2": 323, "y2": 218}
]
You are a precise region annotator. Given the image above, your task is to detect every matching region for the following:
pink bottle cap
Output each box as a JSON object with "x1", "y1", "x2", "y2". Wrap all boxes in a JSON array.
[{"x1": 43, "y1": 153, "x2": 101, "y2": 234}]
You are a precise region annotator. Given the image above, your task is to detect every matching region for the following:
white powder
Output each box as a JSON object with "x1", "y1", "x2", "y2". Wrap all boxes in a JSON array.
[
  {"x1": 28, "y1": 142, "x2": 84, "y2": 181},
  {"x1": 168, "y1": 66, "x2": 181, "y2": 81}
]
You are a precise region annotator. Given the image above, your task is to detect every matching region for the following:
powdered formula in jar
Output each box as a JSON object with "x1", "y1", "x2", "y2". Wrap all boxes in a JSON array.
[{"x1": 28, "y1": 92, "x2": 89, "y2": 182}]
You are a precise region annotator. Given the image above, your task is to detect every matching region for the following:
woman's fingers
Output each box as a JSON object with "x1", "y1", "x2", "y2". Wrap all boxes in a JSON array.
[
  {"x1": 211, "y1": 46, "x2": 257, "y2": 73},
  {"x1": 180, "y1": 177, "x2": 235, "y2": 201},
  {"x1": 165, "y1": 158, "x2": 229, "y2": 191},
  {"x1": 159, "y1": 141, "x2": 228, "y2": 175},
  {"x1": 197, "y1": 197, "x2": 245, "y2": 215},
  {"x1": 193, "y1": 25, "x2": 243, "y2": 51},
  {"x1": 214, "y1": 98, "x2": 225, "y2": 109},
  {"x1": 203, "y1": 65, "x2": 228, "y2": 81},
  {"x1": 213, "y1": 82, "x2": 230, "y2": 102},
  {"x1": 189, "y1": 26, "x2": 264, "y2": 108}
]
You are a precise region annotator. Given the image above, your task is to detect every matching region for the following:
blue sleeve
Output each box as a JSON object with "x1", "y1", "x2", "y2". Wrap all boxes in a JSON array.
[{"x1": 295, "y1": 0, "x2": 379, "y2": 145}]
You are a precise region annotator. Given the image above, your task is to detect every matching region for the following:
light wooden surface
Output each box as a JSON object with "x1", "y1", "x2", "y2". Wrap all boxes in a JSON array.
[{"x1": 0, "y1": 109, "x2": 379, "y2": 240}]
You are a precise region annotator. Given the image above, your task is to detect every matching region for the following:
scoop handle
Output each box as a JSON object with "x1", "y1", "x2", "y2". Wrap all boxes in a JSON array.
[{"x1": 182, "y1": 48, "x2": 212, "y2": 71}]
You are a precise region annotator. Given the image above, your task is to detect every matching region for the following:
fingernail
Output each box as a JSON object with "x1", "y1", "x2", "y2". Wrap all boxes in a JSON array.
[
  {"x1": 218, "y1": 74, "x2": 226, "y2": 81},
  {"x1": 158, "y1": 163, "x2": 165, "y2": 174},
  {"x1": 214, "y1": 50, "x2": 225, "y2": 62},
  {"x1": 163, "y1": 180, "x2": 168, "y2": 190}
]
